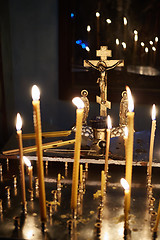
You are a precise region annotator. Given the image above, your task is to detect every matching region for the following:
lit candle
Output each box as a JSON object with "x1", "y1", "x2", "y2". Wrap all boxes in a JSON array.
[
  {"x1": 16, "y1": 113, "x2": 26, "y2": 207},
  {"x1": 32, "y1": 85, "x2": 47, "y2": 223},
  {"x1": 124, "y1": 126, "x2": 128, "y2": 161},
  {"x1": 148, "y1": 104, "x2": 156, "y2": 179},
  {"x1": 125, "y1": 86, "x2": 134, "y2": 213},
  {"x1": 153, "y1": 199, "x2": 160, "y2": 233},
  {"x1": 104, "y1": 115, "x2": 112, "y2": 175},
  {"x1": 80, "y1": 164, "x2": 83, "y2": 184},
  {"x1": 101, "y1": 170, "x2": 105, "y2": 198},
  {"x1": 120, "y1": 178, "x2": 129, "y2": 229},
  {"x1": 71, "y1": 97, "x2": 84, "y2": 211},
  {"x1": 23, "y1": 156, "x2": 33, "y2": 190}
]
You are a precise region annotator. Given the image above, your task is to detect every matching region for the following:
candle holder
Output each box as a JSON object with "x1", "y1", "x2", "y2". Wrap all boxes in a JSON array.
[
  {"x1": 65, "y1": 162, "x2": 68, "y2": 177},
  {"x1": 0, "y1": 164, "x2": 3, "y2": 182},
  {"x1": 51, "y1": 190, "x2": 57, "y2": 203},
  {"x1": 94, "y1": 222, "x2": 101, "y2": 238},
  {"x1": 13, "y1": 175, "x2": 17, "y2": 188},
  {"x1": 47, "y1": 203, "x2": 53, "y2": 217},
  {"x1": 57, "y1": 191, "x2": 61, "y2": 204},
  {"x1": 67, "y1": 219, "x2": 73, "y2": 235},
  {"x1": 96, "y1": 206, "x2": 103, "y2": 223},
  {"x1": 151, "y1": 211, "x2": 157, "y2": 223},
  {"x1": 78, "y1": 182, "x2": 83, "y2": 194},
  {"x1": 5, "y1": 186, "x2": 10, "y2": 199},
  {"x1": 57, "y1": 181, "x2": 61, "y2": 192},
  {"x1": 13, "y1": 216, "x2": 20, "y2": 230},
  {"x1": 0, "y1": 200, "x2": 3, "y2": 213},
  {"x1": 41, "y1": 222, "x2": 46, "y2": 233},
  {"x1": 35, "y1": 177, "x2": 39, "y2": 198},
  {"x1": 21, "y1": 201, "x2": 27, "y2": 215},
  {"x1": 153, "y1": 231, "x2": 157, "y2": 240},
  {"x1": 6, "y1": 158, "x2": 9, "y2": 171},
  {"x1": 28, "y1": 189, "x2": 34, "y2": 201},
  {"x1": 45, "y1": 161, "x2": 48, "y2": 175}
]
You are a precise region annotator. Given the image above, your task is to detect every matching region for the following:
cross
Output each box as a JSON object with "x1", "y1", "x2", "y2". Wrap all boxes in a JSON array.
[{"x1": 84, "y1": 46, "x2": 124, "y2": 117}]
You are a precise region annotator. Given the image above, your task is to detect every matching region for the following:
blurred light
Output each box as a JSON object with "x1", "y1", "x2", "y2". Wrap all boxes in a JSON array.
[
  {"x1": 145, "y1": 47, "x2": 149, "y2": 53},
  {"x1": 81, "y1": 43, "x2": 86, "y2": 49},
  {"x1": 123, "y1": 17, "x2": 127, "y2": 25},
  {"x1": 103, "y1": 231, "x2": 109, "y2": 240},
  {"x1": 71, "y1": 13, "x2": 74, "y2": 18},
  {"x1": 76, "y1": 40, "x2": 82, "y2": 45},
  {"x1": 122, "y1": 42, "x2": 126, "y2": 49},
  {"x1": 116, "y1": 38, "x2": 120, "y2": 45},
  {"x1": 149, "y1": 41, "x2": 153, "y2": 45},
  {"x1": 141, "y1": 42, "x2": 145, "y2": 47},
  {"x1": 96, "y1": 12, "x2": 100, "y2": 17},
  {"x1": 26, "y1": 230, "x2": 33, "y2": 239},
  {"x1": 87, "y1": 25, "x2": 91, "y2": 32},
  {"x1": 86, "y1": 46, "x2": 90, "y2": 52},
  {"x1": 134, "y1": 34, "x2": 138, "y2": 42},
  {"x1": 152, "y1": 46, "x2": 156, "y2": 52},
  {"x1": 106, "y1": 19, "x2": 111, "y2": 24},
  {"x1": 134, "y1": 30, "x2": 138, "y2": 35},
  {"x1": 155, "y1": 37, "x2": 158, "y2": 42}
]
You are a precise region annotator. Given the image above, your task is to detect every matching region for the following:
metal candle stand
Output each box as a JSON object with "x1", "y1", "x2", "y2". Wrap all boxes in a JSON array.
[{"x1": 146, "y1": 174, "x2": 159, "y2": 237}]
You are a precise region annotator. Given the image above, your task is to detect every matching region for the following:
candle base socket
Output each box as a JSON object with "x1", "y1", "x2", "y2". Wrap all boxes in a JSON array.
[
  {"x1": 13, "y1": 175, "x2": 17, "y2": 188},
  {"x1": 151, "y1": 211, "x2": 157, "y2": 222},
  {"x1": 0, "y1": 200, "x2": 3, "y2": 213},
  {"x1": 67, "y1": 219, "x2": 73, "y2": 235},
  {"x1": 153, "y1": 231, "x2": 157, "y2": 239},
  {"x1": 28, "y1": 189, "x2": 34, "y2": 201},
  {"x1": 13, "y1": 216, "x2": 20, "y2": 230},
  {"x1": 57, "y1": 182, "x2": 61, "y2": 192},
  {"x1": 41, "y1": 222, "x2": 46, "y2": 233},
  {"x1": 48, "y1": 203, "x2": 53, "y2": 216},
  {"x1": 65, "y1": 162, "x2": 68, "y2": 170},
  {"x1": 97, "y1": 206, "x2": 103, "y2": 222},
  {"x1": 51, "y1": 190, "x2": 57, "y2": 203},
  {"x1": 35, "y1": 177, "x2": 39, "y2": 189},
  {"x1": 72, "y1": 209, "x2": 77, "y2": 220},
  {"x1": 94, "y1": 222, "x2": 101, "y2": 238},
  {"x1": 5, "y1": 186, "x2": 10, "y2": 199},
  {"x1": 21, "y1": 201, "x2": 27, "y2": 215}
]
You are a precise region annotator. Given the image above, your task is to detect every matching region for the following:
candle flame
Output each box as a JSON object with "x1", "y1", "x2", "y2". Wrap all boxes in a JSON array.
[
  {"x1": 32, "y1": 85, "x2": 40, "y2": 101},
  {"x1": 126, "y1": 86, "x2": 134, "y2": 112},
  {"x1": 124, "y1": 126, "x2": 128, "y2": 138},
  {"x1": 107, "y1": 115, "x2": 112, "y2": 129},
  {"x1": 16, "y1": 113, "x2": 22, "y2": 131},
  {"x1": 23, "y1": 156, "x2": 31, "y2": 167},
  {"x1": 152, "y1": 104, "x2": 156, "y2": 120},
  {"x1": 72, "y1": 97, "x2": 84, "y2": 109},
  {"x1": 120, "y1": 178, "x2": 129, "y2": 191}
]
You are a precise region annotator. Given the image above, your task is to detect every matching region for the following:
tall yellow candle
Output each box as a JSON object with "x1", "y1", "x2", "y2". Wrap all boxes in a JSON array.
[
  {"x1": 16, "y1": 113, "x2": 26, "y2": 206},
  {"x1": 153, "y1": 199, "x2": 160, "y2": 233},
  {"x1": 80, "y1": 164, "x2": 83, "y2": 184},
  {"x1": 125, "y1": 86, "x2": 134, "y2": 213},
  {"x1": 101, "y1": 170, "x2": 105, "y2": 198},
  {"x1": 23, "y1": 156, "x2": 33, "y2": 190},
  {"x1": 121, "y1": 178, "x2": 130, "y2": 230},
  {"x1": 124, "y1": 126, "x2": 128, "y2": 164},
  {"x1": 71, "y1": 97, "x2": 84, "y2": 210},
  {"x1": 148, "y1": 104, "x2": 156, "y2": 179},
  {"x1": 32, "y1": 85, "x2": 47, "y2": 223},
  {"x1": 104, "y1": 115, "x2": 112, "y2": 174}
]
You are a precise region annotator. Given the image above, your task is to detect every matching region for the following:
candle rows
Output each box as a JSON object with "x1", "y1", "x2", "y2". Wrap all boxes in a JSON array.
[{"x1": 2, "y1": 83, "x2": 160, "y2": 238}]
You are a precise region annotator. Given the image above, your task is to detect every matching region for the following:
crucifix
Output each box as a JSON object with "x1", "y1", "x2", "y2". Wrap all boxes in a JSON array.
[{"x1": 84, "y1": 46, "x2": 124, "y2": 117}]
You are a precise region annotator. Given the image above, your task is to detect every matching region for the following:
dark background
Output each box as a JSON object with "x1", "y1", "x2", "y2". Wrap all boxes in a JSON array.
[{"x1": 0, "y1": 0, "x2": 160, "y2": 155}]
